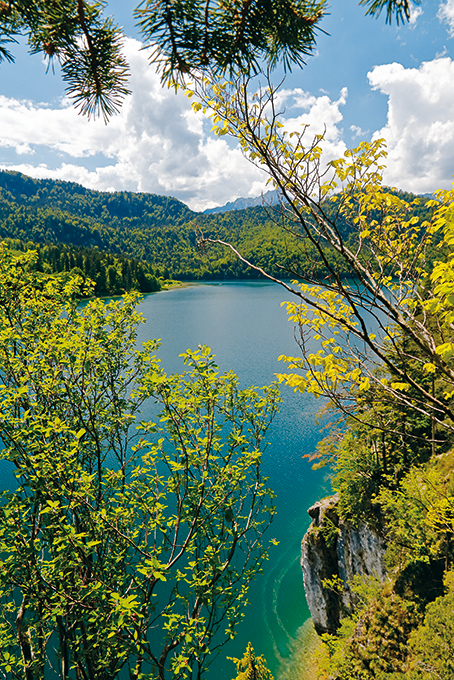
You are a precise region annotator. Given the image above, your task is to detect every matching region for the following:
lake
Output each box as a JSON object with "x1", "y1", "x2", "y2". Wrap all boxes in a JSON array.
[{"x1": 136, "y1": 281, "x2": 330, "y2": 679}]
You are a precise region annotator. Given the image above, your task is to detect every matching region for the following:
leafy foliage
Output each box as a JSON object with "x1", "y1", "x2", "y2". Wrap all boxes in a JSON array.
[
  {"x1": 319, "y1": 586, "x2": 420, "y2": 679},
  {"x1": 406, "y1": 571, "x2": 454, "y2": 679},
  {"x1": 0, "y1": 245, "x2": 280, "y2": 679},
  {"x1": 187, "y1": 73, "x2": 454, "y2": 679},
  {"x1": 191, "y1": 77, "x2": 454, "y2": 436},
  {"x1": 378, "y1": 452, "x2": 454, "y2": 571}
]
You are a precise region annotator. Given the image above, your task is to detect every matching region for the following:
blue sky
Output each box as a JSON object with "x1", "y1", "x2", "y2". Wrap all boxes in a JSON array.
[{"x1": 1, "y1": 0, "x2": 454, "y2": 210}]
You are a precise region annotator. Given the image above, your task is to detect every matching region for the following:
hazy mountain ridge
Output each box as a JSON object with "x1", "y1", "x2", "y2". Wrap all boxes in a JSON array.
[{"x1": 203, "y1": 190, "x2": 281, "y2": 213}]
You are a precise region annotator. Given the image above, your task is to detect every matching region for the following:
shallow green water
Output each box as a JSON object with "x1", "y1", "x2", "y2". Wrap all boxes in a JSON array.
[{"x1": 136, "y1": 282, "x2": 330, "y2": 679}]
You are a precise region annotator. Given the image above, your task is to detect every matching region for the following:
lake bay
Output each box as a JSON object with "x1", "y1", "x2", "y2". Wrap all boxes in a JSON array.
[{"x1": 136, "y1": 282, "x2": 329, "y2": 679}]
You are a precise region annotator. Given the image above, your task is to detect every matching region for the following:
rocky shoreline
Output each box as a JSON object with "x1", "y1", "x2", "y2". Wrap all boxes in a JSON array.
[{"x1": 301, "y1": 494, "x2": 387, "y2": 635}]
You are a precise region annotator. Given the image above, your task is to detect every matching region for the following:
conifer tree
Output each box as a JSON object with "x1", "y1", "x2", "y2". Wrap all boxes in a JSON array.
[
  {"x1": 0, "y1": 0, "x2": 419, "y2": 120},
  {"x1": 230, "y1": 643, "x2": 275, "y2": 680}
]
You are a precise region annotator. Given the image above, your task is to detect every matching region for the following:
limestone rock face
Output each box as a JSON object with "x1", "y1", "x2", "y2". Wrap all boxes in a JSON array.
[{"x1": 301, "y1": 494, "x2": 387, "y2": 635}]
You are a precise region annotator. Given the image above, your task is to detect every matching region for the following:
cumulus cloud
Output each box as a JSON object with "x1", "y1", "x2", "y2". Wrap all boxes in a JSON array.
[
  {"x1": 438, "y1": 0, "x2": 454, "y2": 36},
  {"x1": 409, "y1": 2, "x2": 423, "y2": 25},
  {"x1": 0, "y1": 39, "x2": 265, "y2": 210},
  {"x1": 0, "y1": 39, "x2": 350, "y2": 210},
  {"x1": 5, "y1": 41, "x2": 454, "y2": 207},
  {"x1": 275, "y1": 86, "x2": 348, "y2": 160},
  {"x1": 368, "y1": 57, "x2": 454, "y2": 193}
]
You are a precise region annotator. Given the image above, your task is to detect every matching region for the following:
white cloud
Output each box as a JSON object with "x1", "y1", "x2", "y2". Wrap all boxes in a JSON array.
[
  {"x1": 274, "y1": 86, "x2": 348, "y2": 160},
  {"x1": 436, "y1": 45, "x2": 449, "y2": 57},
  {"x1": 409, "y1": 3, "x2": 423, "y2": 25},
  {"x1": 438, "y1": 0, "x2": 454, "y2": 36},
  {"x1": 5, "y1": 43, "x2": 454, "y2": 208},
  {"x1": 0, "y1": 39, "x2": 349, "y2": 210},
  {"x1": 350, "y1": 124, "x2": 368, "y2": 139},
  {"x1": 368, "y1": 57, "x2": 454, "y2": 193},
  {"x1": 0, "y1": 39, "x2": 266, "y2": 211}
]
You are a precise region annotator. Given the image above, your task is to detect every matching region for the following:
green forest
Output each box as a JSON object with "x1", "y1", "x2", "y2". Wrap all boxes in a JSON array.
[
  {"x1": 0, "y1": 170, "x2": 435, "y2": 285},
  {"x1": 4, "y1": 238, "x2": 161, "y2": 296},
  {"x1": 0, "y1": 169, "x2": 293, "y2": 280}
]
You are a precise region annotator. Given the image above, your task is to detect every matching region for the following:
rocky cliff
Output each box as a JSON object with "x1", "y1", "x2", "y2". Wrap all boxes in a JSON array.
[{"x1": 301, "y1": 494, "x2": 387, "y2": 635}]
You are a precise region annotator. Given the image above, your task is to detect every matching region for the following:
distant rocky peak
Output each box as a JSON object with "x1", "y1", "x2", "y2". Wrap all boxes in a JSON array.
[{"x1": 203, "y1": 189, "x2": 281, "y2": 214}]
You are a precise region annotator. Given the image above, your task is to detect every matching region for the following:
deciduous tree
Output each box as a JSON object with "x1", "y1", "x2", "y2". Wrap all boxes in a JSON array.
[
  {"x1": 229, "y1": 642, "x2": 274, "y2": 680},
  {"x1": 0, "y1": 245, "x2": 280, "y2": 679},
  {"x1": 192, "y1": 75, "x2": 454, "y2": 444}
]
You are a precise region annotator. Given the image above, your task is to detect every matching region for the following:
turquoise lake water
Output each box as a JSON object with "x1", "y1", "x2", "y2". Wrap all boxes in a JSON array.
[
  {"x1": 0, "y1": 280, "x2": 328, "y2": 678},
  {"x1": 136, "y1": 282, "x2": 330, "y2": 679}
]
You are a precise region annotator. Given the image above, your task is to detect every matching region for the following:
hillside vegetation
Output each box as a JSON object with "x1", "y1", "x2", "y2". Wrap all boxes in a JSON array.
[
  {"x1": 5, "y1": 238, "x2": 161, "y2": 297},
  {"x1": 0, "y1": 170, "x2": 291, "y2": 280},
  {"x1": 0, "y1": 171, "x2": 434, "y2": 283},
  {"x1": 0, "y1": 161, "x2": 452, "y2": 678}
]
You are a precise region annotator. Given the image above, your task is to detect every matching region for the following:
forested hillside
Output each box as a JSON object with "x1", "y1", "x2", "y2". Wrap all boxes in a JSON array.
[
  {"x1": 0, "y1": 171, "x2": 435, "y2": 282},
  {"x1": 0, "y1": 170, "x2": 302, "y2": 279},
  {"x1": 5, "y1": 238, "x2": 161, "y2": 297}
]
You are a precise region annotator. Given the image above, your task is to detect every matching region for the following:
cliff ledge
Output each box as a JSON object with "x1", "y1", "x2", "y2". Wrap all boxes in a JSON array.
[{"x1": 301, "y1": 494, "x2": 387, "y2": 635}]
